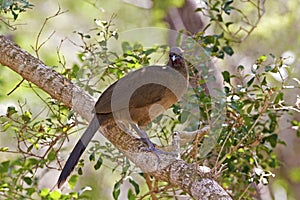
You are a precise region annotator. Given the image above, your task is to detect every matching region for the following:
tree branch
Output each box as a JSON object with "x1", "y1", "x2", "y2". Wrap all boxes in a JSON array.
[{"x1": 0, "y1": 35, "x2": 232, "y2": 199}]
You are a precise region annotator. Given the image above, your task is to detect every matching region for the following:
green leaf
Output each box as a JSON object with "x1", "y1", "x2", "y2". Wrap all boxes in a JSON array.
[
  {"x1": 246, "y1": 104, "x2": 253, "y2": 114},
  {"x1": 2, "y1": 121, "x2": 12, "y2": 131},
  {"x1": 40, "y1": 188, "x2": 50, "y2": 197},
  {"x1": 264, "y1": 134, "x2": 278, "y2": 148},
  {"x1": 129, "y1": 178, "x2": 140, "y2": 195},
  {"x1": 27, "y1": 144, "x2": 33, "y2": 152},
  {"x1": 216, "y1": 14, "x2": 223, "y2": 22},
  {"x1": 84, "y1": 34, "x2": 91, "y2": 39},
  {"x1": 237, "y1": 65, "x2": 244, "y2": 71},
  {"x1": 261, "y1": 76, "x2": 267, "y2": 86},
  {"x1": 89, "y1": 152, "x2": 95, "y2": 161},
  {"x1": 223, "y1": 0, "x2": 234, "y2": 15},
  {"x1": 12, "y1": 10, "x2": 18, "y2": 20},
  {"x1": 22, "y1": 110, "x2": 32, "y2": 123},
  {"x1": 94, "y1": 157, "x2": 103, "y2": 170},
  {"x1": 127, "y1": 189, "x2": 135, "y2": 200},
  {"x1": 7, "y1": 106, "x2": 17, "y2": 116},
  {"x1": 0, "y1": 147, "x2": 9, "y2": 152},
  {"x1": 274, "y1": 92, "x2": 283, "y2": 104},
  {"x1": 194, "y1": 7, "x2": 203, "y2": 12},
  {"x1": 49, "y1": 190, "x2": 61, "y2": 200},
  {"x1": 144, "y1": 48, "x2": 156, "y2": 56},
  {"x1": 26, "y1": 158, "x2": 39, "y2": 166},
  {"x1": 203, "y1": 35, "x2": 216, "y2": 44},
  {"x1": 257, "y1": 55, "x2": 267, "y2": 63},
  {"x1": 0, "y1": 161, "x2": 10, "y2": 173},
  {"x1": 217, "y1": 50, "x2": 224, "y2": 59},
  {"x1": 247, "y1": 77, "x2": 255, "y2": 87},
  {"x1": 113, "y1": 187, "x2": 120, "y2": 200},
  {"x1": 68, "y1": 175, "x2": 78, "y2": 189},
  {"x1": 292, "y1": 120, "x2": 299, "y2": 126},
  {"x1": 222, "y1": 71, "x2": 231, "y2": 84},
  {"x1": 172, "y1": 104, "x2": 181, "y2": 115},
  {"x1": 23, "y1": 177, "x2": 32, "y2": 185},
  {"x1": 78, "y1": 167, "x2": 83, "y2": 175},
  {"x1": 99, "y1": 40, "x2": 106, "y2": 47},
  {"x1": 225, "y1": 22, "x2": 233, "y2": 27},
  {"x1": 222, "y1": 46, "x2": 234, "y2": 56},
  {"x1": 265, "y1": 65, "x2": 273, "y2": 72},
  {"x1": 26, "y1": 187, "x2": 36, "y2": 196},
  {"x1": 47, "y1": 149, "x2": 56, "y2": 161}
]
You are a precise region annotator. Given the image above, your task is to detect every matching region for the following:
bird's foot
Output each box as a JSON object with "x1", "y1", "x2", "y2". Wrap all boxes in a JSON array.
[
  {"x1": 131, "y1": 124, "x2": 176, "y2": 162},
  {"x1": 140, "y1": 138, "x2": 177, "y2": 162},
  {"x1": 140, "y1": 137, "x2": 162, "y2": 162}
]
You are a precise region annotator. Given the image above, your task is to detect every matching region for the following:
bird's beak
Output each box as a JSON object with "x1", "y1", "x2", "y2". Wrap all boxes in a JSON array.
[{"x1": 171, "y1": 55, "x2": 177, "y2": 61}]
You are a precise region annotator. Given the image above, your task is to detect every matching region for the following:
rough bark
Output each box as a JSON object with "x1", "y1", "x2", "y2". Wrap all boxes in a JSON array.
[{"x1": 0, "y1": 35, "x2": 232, "y2": 199}]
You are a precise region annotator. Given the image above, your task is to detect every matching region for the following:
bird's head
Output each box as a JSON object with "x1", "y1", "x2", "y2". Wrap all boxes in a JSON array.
[
  {"x1": 168, "y1": 47, "x2": 187, "y2": 77},
  {"x1": 168, "y1": 47, "x2": 184, "y2": 66}
]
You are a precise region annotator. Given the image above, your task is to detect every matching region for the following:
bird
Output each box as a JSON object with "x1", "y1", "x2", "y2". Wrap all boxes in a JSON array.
[{"x1": 57, "y1": 47, "x2": 188, "y2": 188}]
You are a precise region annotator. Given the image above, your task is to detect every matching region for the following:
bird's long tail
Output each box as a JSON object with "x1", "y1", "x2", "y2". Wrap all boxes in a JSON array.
[{"x1": 57, "y1": 115, "x2": 101, "y2": 188}]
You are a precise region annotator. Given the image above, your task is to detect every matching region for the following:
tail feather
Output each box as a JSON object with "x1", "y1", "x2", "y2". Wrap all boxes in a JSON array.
[{"x1": 57, "y1": 115, "x2": 101, "y2": 188}]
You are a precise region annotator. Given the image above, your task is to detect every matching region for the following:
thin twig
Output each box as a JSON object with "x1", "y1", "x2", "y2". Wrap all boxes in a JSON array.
[
  {"x1": 33, "y1": 5, "x2": 68, "y2": 58},
  {"x1": 6, "y1": 79, "x2": 25, "y2": 96}
]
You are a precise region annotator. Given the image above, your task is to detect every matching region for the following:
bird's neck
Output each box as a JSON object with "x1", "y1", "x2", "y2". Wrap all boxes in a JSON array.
[{"x1": 168, "y1": 61, "x2": 188, "y2": 80}]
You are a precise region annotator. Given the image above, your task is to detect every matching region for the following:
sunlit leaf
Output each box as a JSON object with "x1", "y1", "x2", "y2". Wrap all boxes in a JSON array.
[
  {"x1": 68, "y1": 175, "x2": 78, "y2": 190},
  {"x1": 49, "y1": 190, "x2": 61, "y2": 200}
]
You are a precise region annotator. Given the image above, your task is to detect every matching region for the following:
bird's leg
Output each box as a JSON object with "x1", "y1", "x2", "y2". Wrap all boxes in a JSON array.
[{"x1": 131, "y1": 124, "x2": 162, "y2": 162}]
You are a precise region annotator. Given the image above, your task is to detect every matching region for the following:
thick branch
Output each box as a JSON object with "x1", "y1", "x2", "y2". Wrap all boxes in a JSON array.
[
  {"x1": 0, "y1": 35, "x2": 231, "y2": 199},
  {"x1": 0, "y1": 35, "x2": 94, "y2": 120}
]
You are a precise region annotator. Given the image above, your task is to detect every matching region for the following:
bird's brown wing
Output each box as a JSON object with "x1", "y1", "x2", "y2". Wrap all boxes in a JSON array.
[
  {"x1": 94, "y1": 81, "x2": 117, "y2": 114},
  {"x1": 94, "y1": 65, "x2": 187, "y2": 114},
  {"x1": 128, "y1": 83, "x2": 172, "y2": 108}
]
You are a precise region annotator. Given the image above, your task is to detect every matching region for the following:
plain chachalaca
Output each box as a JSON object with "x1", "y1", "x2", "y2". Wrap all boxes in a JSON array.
[{"x1": 57, "y1": 47, "x2": 188, "y2": 188}]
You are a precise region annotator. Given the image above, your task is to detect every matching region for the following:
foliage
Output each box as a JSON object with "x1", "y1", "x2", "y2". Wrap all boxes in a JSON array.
[
  {"x1": 0, "y1": 0, "x2": 33, "y2": 19},
  {"x1": 0, "y1": 95, "x2": 82, "y2": 198},
  {"x1": 196, "y1": 0, "x2": 265, "y2": 42},
  {"x1": 66, "y1": 15, "x2": 169, "y2": 96},
  {"x1": 215, "y1": 55, "x2": 288, "y2": 199},
  {"x1": 1, "y1": 0, "x2": 299, "y2": 199},
  {"x1": 0, "y1": 0, "x2": 33, "y2": 30}
]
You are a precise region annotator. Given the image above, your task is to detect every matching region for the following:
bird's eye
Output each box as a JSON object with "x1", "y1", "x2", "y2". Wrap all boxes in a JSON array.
[
  {"x1": 170, "y1": 54, "x2": 180, "y2": 61},
  {"x1": 171, "y1": 55, "x2": 177, "y2": 61}
]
